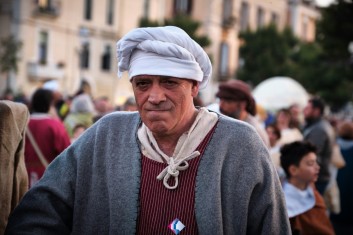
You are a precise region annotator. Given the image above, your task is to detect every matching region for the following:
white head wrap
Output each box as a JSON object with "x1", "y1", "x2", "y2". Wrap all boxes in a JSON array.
[{"x1": 116, "y1": 26, "x2": 212, "y2": 89}]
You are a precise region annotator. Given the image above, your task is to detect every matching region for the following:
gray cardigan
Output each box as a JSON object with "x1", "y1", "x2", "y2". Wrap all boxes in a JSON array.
[{"x1": 5, "y1": 111, "x2": 291, "y2": 235}]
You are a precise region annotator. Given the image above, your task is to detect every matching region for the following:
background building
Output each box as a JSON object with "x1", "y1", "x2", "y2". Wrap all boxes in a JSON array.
[{"x1": 0, "y1": 0, "x2": 320, "y2": 106}]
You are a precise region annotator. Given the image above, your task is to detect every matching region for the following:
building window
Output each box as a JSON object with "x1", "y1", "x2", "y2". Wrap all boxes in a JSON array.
[
  {"x1": 81, "y1": 42, "x2": 90, "y2": 69},
  {"x1": 106, "y1": 0, "x2": 114, "y2": 25},
  {"x1": 38, "y1": 0, "x2": 51, "y2": 9},
  {"x1": 36, "y1": 0, "x2": 59, "y2": 16},
  {"x1": 39, "y1": 31, "x2": 48, "y2": 65},
  {"x1": 219, "y1": 42, "x2": 229, "y2": 77},
  {"x1": 101, "y1": 45, "x2": 111, "y2": 71},
  {"x1": 222, "y1": 0, "x2": 234, "y2": 28},
  {"x1": 271, "y1": 12, "x2": 278, "y2": 26},
  {"x1": 240, "y1": 2, "x2": 249, "y2": 31},
  {"x1": 174, "y1": 0, "x2": 192, "y2": 15},
  {"x1": 84, "y1": 0, "x2": 93, "y2": 20},
  {"x1": 223, "y1": 0, "x2": 233, "y2": 21},
  {"x1": 143, "y1": 0, "x2": 150, "y2": 18},
  {"x1": 256, "y1": 7, "x2": 264, "y2": 29}
]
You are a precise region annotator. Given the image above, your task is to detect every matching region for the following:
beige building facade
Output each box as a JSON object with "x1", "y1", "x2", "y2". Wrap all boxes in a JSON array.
[{"x1": 0, "y1": 0, "x2": 320, "y2": 106}]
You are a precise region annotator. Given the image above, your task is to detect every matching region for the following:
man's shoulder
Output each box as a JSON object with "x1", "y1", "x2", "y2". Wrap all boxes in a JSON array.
[
  {"x1": 216, "y1": 115, "x2": 262, "y2": 143},
  {"x1": 218, "y1": 114, "x2": 258, "y2": 133},
  {"x1": 93, "y1": 111, "x2": 141, "y2": 132},
  {"x1": 99, "y1": 111, "x2": 140, "y2": 122},
  {"x1": 311, "y1": 118, "x2": 334, "y2": 135},
  {"x1": 0, "y1": 100, "x2": 28, "y2": 118}
]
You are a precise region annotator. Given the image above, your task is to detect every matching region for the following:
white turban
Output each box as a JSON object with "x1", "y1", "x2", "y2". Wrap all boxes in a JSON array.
[{"x1": 116, "y1": 26, "x2": 212, "y2": 89}]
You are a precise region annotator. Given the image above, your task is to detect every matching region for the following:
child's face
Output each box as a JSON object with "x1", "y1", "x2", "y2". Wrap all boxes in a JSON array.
[{"x1": 292, "y1": 152, "x2": 320, "y2": 184}]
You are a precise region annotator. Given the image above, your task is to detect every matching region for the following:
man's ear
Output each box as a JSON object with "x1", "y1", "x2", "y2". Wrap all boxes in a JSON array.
[
  {"x1": 240, "y1": 101, "x2": 247, "y2": 109},
  {"x1": 289, "y1": 165, "x2": 298, "y2": 177},
  {"x1": 191, "y1": 81, "x2": 200, "y2": 97}
]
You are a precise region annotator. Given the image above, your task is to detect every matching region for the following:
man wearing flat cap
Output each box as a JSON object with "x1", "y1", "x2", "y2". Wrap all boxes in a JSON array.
[
  {"x1": 6, "y1": 26, "x2": 289, "y2": 235},
  {"x1": 217, "y1": 79, "x2": 270, "y2": 147}
]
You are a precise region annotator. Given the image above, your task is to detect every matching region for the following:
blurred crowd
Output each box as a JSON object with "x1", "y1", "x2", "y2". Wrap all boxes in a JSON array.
[{"x1": 1, "y1": 78, "x2": 352, "y2": 234}]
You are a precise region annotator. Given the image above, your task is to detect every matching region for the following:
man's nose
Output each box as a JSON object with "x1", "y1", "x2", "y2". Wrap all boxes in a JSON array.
[
  {"x1": 316, "y1": 162, "x2": 320, "y2": 170},
  {"x1": 148, "y1": 84, "x2": 166, "y2": 104}
]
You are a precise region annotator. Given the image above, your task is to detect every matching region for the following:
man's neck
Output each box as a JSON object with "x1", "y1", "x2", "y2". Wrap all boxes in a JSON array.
[
  {"x1": 305, "y1": 116, "x2": 321, "y2": 127},
  {"x1": 153, "y1": 109, "x2": 199, "y2": 156},
  {"x1": 288, "y1": 178, "x2": 309, "y2": 191},
  {"x1": 238, "y1": 111, "x2": 248, "y2": 121}
]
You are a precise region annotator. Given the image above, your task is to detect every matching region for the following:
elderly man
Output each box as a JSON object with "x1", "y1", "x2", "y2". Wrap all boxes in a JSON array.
[
  {"x1": 216, "y1": 79, "x2": 270, "y2": 147},
  {"x1": 5, "y1": 26, "x2": 290, "y2": 234}
]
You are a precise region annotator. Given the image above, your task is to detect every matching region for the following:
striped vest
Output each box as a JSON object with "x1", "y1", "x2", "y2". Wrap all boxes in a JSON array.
[{"x1": 136, "y1": 125, "x2": 216, "y2": 234}]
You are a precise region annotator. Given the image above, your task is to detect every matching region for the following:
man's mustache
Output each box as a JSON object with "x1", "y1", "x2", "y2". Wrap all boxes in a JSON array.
[{"x1": 144, "y1": 103, "x2": 172, "y2": 111}]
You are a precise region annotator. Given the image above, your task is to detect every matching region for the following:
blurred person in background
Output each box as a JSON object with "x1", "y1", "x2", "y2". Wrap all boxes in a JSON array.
[
  {"x1": 1, "y1": 89, "x2": 15, "y2": 101},
  {"x1": 289, "y1": 103, "x2": 304, "y2": 130},
  {"x1": 0, "y1": 101, "x2": 29, "y2": 234},
  {"x1": 275, "y1": 108, "x2": 303, "y2": 146},
  {"x1": 64, "y1": 93, "x2": 96, "y2": 138},
  {"x1": 93, "y1": 96, "x2": 113, "y2": 122},
  {"x1": 330, "y1": 120, "x2": 353, "y2": 235},
  {"x1": 280, "y1": 141, "x2": 334, "y2": 235},
  {"x1": 70, "y1": 124, "x2": 87, "y2": 143},
  {"x1": 42, "y1": 80, "x2": 65, "y2": 120},
  {"x1": 25, "y1": 88, "x2": 70, "y2": 188},
  {"x1": 216, "y1": 79, "x2": 270, "y2": 147},
  {"x1": 266, "y1": 124, "x2": 282, "y2": 167},
  {"x1": 303, "y1": 97, "x2": 336, "y2": 195},
  {"x1": 122, "y1": 96, "x2": 138, "y2": 111}
]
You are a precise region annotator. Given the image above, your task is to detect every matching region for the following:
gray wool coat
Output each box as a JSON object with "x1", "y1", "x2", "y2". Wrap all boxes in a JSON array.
[{"x1": 5, "y1": 111, "x2": 291, "y2": 235}]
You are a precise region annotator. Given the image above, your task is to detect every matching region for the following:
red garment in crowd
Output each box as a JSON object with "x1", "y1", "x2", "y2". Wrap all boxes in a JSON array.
[{"x1": 25, "y1": 114, "x2": 71, "y2": 188}]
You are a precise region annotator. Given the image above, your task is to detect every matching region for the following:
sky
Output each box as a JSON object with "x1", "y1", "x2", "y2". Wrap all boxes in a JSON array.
[{"x1": 316, "y1": 0, "x2": 334, "y2": 7}]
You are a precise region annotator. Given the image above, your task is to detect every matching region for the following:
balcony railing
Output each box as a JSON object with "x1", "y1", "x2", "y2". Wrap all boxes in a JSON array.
[
  {"x1": 27, "y1": 62, "x2": 64, "y2": 81},
  {"x1": 33, "y1": 1, "x2": 61, "y2": 18}
]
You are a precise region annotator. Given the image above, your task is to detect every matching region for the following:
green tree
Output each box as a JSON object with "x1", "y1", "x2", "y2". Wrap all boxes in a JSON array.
[
  {"x1": 315, "y1": 0, "x2": 353, "y2": 110},
  {"x1": 139, "y1": 15, "x2": 211, "y2": 48},
  {"x1": 0, "y1": 35, "x2": 22, "y2": 89},
  {"x1": 237, "y1": 24, "x2": 298, "y2": 86},
  {"x1": 237, "y1": 4, "x2": 353, "y2": 110}
]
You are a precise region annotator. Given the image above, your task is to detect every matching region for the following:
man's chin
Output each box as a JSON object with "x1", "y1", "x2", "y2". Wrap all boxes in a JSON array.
[
  {"x1": 148, "y1": 124, "x2": 169, "y2": 136},
  {"x1": 220, "y1": 110, "x2": 238, "y2": 119}
]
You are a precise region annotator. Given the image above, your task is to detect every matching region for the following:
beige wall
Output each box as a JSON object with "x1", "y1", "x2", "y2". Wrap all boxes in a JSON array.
[
  {"x1": 0, "y1": 0, "x2": 320, "y2": 105},
  {"x1": 1, "y1": 0, "x2": 139, "y2": 105},
  {"x1": 295, "y1": 4, "x2": 319, "y2": 41}
]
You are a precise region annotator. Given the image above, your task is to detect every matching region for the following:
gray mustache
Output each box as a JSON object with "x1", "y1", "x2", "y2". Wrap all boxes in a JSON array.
[{"x1": 145, "y1": 104, "x2": 172, "y2": 111}]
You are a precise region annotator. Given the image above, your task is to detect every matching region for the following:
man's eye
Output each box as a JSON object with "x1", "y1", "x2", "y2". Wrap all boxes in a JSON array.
[
  {"x1": 136, "y1": 81, "x2": 149, "y2": 87},
  {"x1": 162, "y1": 80, "x2": 177, "y2": 86}
]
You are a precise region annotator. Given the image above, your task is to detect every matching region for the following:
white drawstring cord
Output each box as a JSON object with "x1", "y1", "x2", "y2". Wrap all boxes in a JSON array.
[{"x1": 156, "y1": 151, "x2": 200, "y2": 189}]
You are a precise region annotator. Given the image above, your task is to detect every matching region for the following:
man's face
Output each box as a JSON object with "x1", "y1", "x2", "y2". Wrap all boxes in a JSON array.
[
  {"x1": 291, "y1": 152, "x2": 320, "y2": 185},
  {"x1": 132, "y1": 75, "x2": 199, "y2": 137},
  {"x1": 219, "y1": 99, "x2": 245, "y2": 120},
  {"x1": 303, "y1": 101, "x2": 318, "y2": 122}
]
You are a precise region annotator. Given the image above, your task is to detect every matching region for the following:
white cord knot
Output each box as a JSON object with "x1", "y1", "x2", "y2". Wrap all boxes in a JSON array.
[{"x1": 156, "y1": 151, "x2": 200, "y2": 189}]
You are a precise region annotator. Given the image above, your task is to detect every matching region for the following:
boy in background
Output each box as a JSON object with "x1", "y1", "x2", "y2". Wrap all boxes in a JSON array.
[{"x1": 280, "y1": 141, "x2": 334, "y2": 235}]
